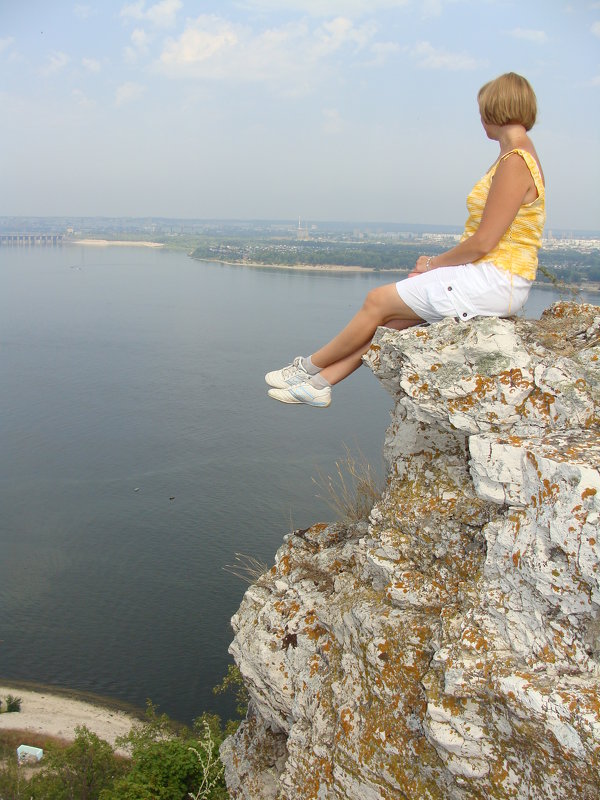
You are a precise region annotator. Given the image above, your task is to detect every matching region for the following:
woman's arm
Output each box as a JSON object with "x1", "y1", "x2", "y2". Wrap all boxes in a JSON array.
[{"x1": 410, "y1": 153, "x2": 536, "y2": 276}]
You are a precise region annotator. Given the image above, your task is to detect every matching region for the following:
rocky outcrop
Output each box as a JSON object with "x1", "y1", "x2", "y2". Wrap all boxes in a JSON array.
[{"x1": 221, "y1": 302, "x2": 600, "y2": 799}]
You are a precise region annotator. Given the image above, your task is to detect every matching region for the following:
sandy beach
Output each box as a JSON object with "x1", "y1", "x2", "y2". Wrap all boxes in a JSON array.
[
  {"x1": 192, "y1": 256, "x2": 407, "y2": 274},
  {"x1": 0, "y1": 684, "x2": 143, "y2": 750},
  {"x1": 72, "y1": 239, "x2": 164, "y2": 248}
]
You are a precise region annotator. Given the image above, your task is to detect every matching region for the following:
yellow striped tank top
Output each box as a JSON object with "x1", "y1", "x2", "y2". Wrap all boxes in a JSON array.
[{"x1": 460, "y1": 148, "x2": 546, "y2": 280}]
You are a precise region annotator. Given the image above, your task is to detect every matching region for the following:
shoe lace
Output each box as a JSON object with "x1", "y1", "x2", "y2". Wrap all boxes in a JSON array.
[{"x1": 281, "y1": 357, "x2": 304, "y2": 380}]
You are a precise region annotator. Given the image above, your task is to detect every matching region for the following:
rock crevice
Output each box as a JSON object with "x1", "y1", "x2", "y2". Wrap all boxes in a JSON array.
[{"x1": 221, "y1": 302, "x2": 600, "y2": 799}]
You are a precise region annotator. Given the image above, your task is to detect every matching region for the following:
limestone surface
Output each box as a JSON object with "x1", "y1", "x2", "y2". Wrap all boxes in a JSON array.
[{"x1": 221, "y1": 302, "x2": 600, "y2": 799}]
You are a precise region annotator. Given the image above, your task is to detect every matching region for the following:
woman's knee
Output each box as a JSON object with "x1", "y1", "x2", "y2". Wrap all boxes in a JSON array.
[
  {"x1": 363, "y1": 283, "x2": 421, "y2": 324},
  {"x1": 362, "y1": 285, "x2": 389, "y2": 316},
  {"x1": 362, "y1": 284, "x2": 402, "y2": 318}
]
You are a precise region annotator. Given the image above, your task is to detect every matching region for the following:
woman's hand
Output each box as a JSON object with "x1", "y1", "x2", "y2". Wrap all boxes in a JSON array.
[{"x1": 408, "y1": 255, "x2": 431, "y2": 278}]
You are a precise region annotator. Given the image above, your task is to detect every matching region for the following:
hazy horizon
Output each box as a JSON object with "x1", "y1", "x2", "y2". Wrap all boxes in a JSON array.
[{"x1": 1, "y1": 214, "x2": 599, "y2": 239}]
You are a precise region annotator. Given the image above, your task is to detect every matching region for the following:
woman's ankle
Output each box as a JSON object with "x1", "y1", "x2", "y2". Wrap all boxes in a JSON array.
[
  {"x1": 302, "y1": 355, "x2": 322, "y2": 375},
  {"x1": 309, "y1": 373, "x2": 331, "y2": 390}
]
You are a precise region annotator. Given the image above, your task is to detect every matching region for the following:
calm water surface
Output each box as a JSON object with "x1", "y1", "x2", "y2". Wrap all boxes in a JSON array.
[{"x1": 0, "y1": 245, "x2": 597, "y2": 723}]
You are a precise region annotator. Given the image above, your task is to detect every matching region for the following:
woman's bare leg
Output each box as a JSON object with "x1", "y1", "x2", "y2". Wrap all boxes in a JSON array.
[
  {"x1": 320, "y1": 317, "x2": 422, "y2": 385},
  {"x1": 311, "y1": 284, "x2": 423, "y2": 370}
]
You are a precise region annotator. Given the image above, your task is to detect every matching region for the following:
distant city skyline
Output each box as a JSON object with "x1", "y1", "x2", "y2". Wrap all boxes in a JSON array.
[
  {"x1": 1, "y1": 1, "x2": 599, "y2": 230},
  {"x1": 2, "y1": 214, "x2": 599, "y2": 243}
]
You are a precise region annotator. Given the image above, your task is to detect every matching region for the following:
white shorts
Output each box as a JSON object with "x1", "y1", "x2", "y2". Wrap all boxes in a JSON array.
[{"x1": 396, "y1": 261, "x2": 531, "y2": 324}]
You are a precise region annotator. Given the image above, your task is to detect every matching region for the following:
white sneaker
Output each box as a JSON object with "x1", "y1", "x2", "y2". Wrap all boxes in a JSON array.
[
  {"x1": 267, "y1": 381, "x2": 331, "y2": 408},
  {"x1": 265, "y1": 356, "x2": 309, "y2": 389}
]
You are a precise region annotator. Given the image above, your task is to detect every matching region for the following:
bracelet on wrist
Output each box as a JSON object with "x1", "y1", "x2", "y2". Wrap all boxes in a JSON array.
[{"x1": 425, "y1": 256, "x2": 434, "y2": 271}]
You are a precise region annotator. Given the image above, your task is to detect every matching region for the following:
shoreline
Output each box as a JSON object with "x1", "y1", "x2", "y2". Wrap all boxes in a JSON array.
[
  {"x1": 0, "y1": 680, "x2": 145, "y2": 751},
  {"x1": 190, "y1": 256, "x2": 405, "y2": 274},
  {"x1": 71, "y1": 239, "x2": 164, "y2": 248},
  {"x1": 64, "y1": 245, "x2": 600, "y2": 289},
  {"x1": 532, "y1": 280, "x2": 600, "y2": 294},
  {"x1": 189, "y1": 257, "x2": 600, "y2": 289}
]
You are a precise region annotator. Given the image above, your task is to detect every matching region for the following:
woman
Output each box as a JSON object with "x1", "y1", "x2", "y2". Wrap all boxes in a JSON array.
[{"x1": 266, "y1": 72, "x2": 545, "y2": 408}]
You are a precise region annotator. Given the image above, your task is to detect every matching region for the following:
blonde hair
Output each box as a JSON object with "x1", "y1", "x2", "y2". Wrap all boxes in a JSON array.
[{"x1": 478, "y1": 72, "x2": 537, "y2": 131}]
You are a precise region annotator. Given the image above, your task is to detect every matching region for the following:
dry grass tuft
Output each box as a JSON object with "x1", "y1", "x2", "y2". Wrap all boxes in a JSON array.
[
  {"x1": 312, "y1": 445, "x2": 382, "y2": 523},
  {"x1": 537, "y1": 265, "x2": 580, "y2": 299},
  {"x1": 224, "y1": 553, "x2": 270, "y2": 585}
]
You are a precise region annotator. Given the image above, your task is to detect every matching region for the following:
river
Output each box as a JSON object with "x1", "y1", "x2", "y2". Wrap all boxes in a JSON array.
[{"x1": 0, "y1": 244, "x2": 596, "y2": 723}]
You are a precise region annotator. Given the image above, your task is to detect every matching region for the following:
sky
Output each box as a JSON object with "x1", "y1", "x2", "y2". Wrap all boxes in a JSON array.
[{"x1": 1, "y1": 0, "x2": 599, "y2": 230}]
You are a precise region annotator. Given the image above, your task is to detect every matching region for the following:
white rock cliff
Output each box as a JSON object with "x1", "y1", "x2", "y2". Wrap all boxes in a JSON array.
[{"x1": 221, "y1": 302, "x2": 600, "y2": 799}]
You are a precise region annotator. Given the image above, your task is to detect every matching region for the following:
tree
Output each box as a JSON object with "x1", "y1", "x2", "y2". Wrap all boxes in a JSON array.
[
  {"x1": 100, "y1": 703, "x2": 227, "y2": 800},
  {"x1": 28, "y1": 726, "x2": 121, "y2": 800}
]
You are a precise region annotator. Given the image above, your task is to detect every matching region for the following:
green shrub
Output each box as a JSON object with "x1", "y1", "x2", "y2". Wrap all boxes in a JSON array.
[
  {"x1": 213, "y1": 665, "x2": 249, "y2": 734},
  {"x1": 0, "y1": 755, "x2": 30, "y2": 800},
  {"x1": 101, "y1": 703, "x2": 228, "y2": 800},
  {"x1": 5, "y1": 695, "x2": 22, "y2": 713},
  {"x1": 0, "y1": 665, "x2": 247, "y2": 800},
  {"x1": 28, "y1": 726, "x2": 122, "y2": 800},
  {"x1": 187, "y1": 719, "x2": 225, "y2": 800}
]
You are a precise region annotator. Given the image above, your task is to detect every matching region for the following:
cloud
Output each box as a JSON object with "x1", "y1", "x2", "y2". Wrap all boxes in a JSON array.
[
  {"x1": 509, "y1": 27, "x2": 548, "y2": 44},
  {"x1": 157, "y1": 13, "x2": 379, "y2": 90},
  {"x1": 73, "y1": 4, "x2": 96, "y2": 19},
  {"x1": 592, "y1": 21, "x2": 600, "y2": 37},
  {"x1": 420, "y1": 0, "x2": 444, "y2": 17},
  {"x1": 120, "y1": 0, "x2": 181, "y2": 28},
  {"x1": 159, "y1": 16, "x2": 239, "y2": 74},
  {"x1": 115, "y1": 81, "x2": 146, "y2": 106},
  {"x1": 41, "y1": 51, "x2": 70, "y2": 76},
  {"x1": 0, "y1": 37, "x2": 23, "y2": 64},
  {"x1": 82, "y1": 57, "x2": 101, "y2": 72},
  {"x1": 131, "y1": 27, "x2": 151, "y2": 49},
  {"x1": 124, "y1": 26, "x2": 154, "y2": 61},
  {"x1": 72, "y1": 88, "x2": 95, "y2": 107},
  {"x1": 240, "y1": 0, "x2": 409, "y2": 16},
  {"x1": 0, "y1": 37, "x2": 15, "y2": 54},
  {"x1": 418, "y1": 0, "x2": 466, "y2": 20},
  {"x1": 322, "y1": 107, "x2": 343, "y2": 134},
  {"x1": 410, "y1": 41, "x2": 479, "y2": 70},
  {"x1": 318, "y1": 16, "x2": 377, "y2": 52},
  {"x1": 367, "y1": 40, "x2": 400, "y2": 66}
]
